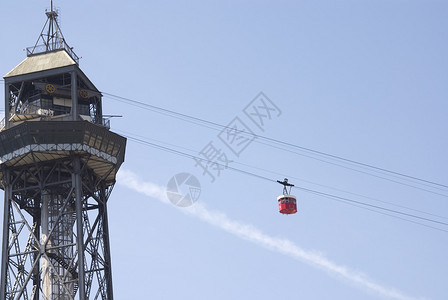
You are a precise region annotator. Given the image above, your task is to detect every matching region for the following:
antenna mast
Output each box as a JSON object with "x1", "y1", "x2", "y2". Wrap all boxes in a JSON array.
[{"x1": 27, "y1": 0, "x2": 79, "y2": 63}]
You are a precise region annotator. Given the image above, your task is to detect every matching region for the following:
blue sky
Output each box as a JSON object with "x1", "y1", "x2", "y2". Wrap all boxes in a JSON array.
[{"x1": 1, "y1": 1, "x2": 447, "y2": 299}]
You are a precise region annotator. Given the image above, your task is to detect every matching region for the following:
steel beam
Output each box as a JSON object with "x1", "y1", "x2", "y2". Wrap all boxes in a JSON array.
[{"x1": 0, "y1": 169, "x2": 11, "y2": 297}]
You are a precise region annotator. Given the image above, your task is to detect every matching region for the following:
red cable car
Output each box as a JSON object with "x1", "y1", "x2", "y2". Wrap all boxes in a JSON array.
[{"x1": 277, "y1": 178, "x2": 297, "y2": 215}]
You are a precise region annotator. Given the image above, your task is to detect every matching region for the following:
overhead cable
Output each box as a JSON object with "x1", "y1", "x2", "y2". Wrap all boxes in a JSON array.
[
  {"x1": 103, "y1": 92, "x2": 448, "y2": 194},
  {"x1": 122, "y1": 132, "x2": 448, "y2": 233}
]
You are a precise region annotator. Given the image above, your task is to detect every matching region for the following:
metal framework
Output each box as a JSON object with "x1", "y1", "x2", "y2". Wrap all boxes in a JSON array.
[
  {"x1": 1, "y1": 156, "x2": 116, "y2": 299},
  {"x1": 0, "y1": 122, "x2": 126, "y2": 300},
  {"x1": 27, "y1": 0, "x2": 79, "y2": 64},
  {"x1": 277, "y1": 178, "x2": 294, "y2": 195},
  {"x1": 1, "y1": 3, "x2": 126, "y2": 299}
]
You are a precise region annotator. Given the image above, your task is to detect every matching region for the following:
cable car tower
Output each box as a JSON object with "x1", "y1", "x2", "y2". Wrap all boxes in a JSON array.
[{"x1": 0, "y1": 2, "x2": 126, "y2": 299}]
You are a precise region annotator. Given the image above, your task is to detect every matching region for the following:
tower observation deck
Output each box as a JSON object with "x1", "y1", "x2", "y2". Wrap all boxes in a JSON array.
[{"x1": 0, "y1": 3, "x2": 126, "y2": 299}]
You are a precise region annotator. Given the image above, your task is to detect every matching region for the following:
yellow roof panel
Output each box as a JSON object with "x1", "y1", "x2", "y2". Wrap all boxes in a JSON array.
[{"x1": 4, "y1": 50, "x2": 76, "y2": 78}]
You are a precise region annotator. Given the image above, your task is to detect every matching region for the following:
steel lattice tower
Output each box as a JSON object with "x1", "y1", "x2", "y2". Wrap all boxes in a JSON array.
[{"x1": 0, "y1": 4, "x2": 126, "y2": 299}]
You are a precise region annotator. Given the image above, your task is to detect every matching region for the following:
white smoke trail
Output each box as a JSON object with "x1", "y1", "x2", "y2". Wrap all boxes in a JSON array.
[{"x1": 117, "y1": 169, "x2": 426, "y2": 300}]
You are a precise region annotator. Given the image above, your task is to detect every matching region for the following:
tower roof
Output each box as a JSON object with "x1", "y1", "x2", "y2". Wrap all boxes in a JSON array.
[
  {"x1": 4, "y1": 0, "x2": 80, "y2": 79},
  {"x1": 4, "y1": 49, "x2": 76, "y2": 78}
]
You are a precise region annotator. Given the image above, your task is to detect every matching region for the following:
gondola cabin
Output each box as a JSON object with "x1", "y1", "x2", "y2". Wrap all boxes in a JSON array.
[{"x1": 277, "y1": 194, "x2": 297, "y2": 215}]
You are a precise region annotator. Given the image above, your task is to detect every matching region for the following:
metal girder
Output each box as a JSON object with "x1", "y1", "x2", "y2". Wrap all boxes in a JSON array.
[{"x1": 1, "y1": 157, "x2": 115, "y2": 299}]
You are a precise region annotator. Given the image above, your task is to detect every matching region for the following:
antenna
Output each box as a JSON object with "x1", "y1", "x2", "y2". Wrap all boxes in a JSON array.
[{"x1": 26, "y1": 1, "x2": 79, "y2": 63}]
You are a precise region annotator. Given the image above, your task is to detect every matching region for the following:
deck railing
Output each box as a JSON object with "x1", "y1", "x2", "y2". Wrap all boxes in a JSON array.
[{"x1": 26, "y1": 43, "x2": 80, "y2": 64}]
